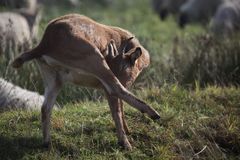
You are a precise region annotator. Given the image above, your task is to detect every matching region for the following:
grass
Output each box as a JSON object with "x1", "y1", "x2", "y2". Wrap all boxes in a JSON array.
[
  {"x1": 161, "y1": 34, "x2": 240, "y2": 87},
  {"x1": 0, "y1": 0, "x2": 240, "y2": 159},
  {"x1": 0, "y1": 85, "x2": 239, "y2": 159}
]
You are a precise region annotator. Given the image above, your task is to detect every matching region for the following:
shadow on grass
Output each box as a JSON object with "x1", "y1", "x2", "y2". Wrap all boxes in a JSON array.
[
  {"x1": 0, "y1": 136, "x2": 43, "y2": 159},
  {"x1": 0, "y1": 135, "x2": 81, "y2": 159}
]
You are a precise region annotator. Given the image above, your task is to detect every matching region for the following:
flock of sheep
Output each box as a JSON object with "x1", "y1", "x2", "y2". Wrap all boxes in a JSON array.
[
  {"x1": 0, "y1": 0, "x2": 44, "y2": 111},
  {"x1": 152, "y1": 0, "x2": 240, "y2": 35},
  {"x1": 0, "y1": 0, "x2": 42, "y2": 62}
]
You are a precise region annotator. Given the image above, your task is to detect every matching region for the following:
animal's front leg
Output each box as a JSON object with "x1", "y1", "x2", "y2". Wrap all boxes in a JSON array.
[
  {"x1": 106, "y1": 94, "x2": 132, "y2": 150},
  {"x1": 85, "y1": 55, "x2": 160, "y2": 120},
  {"x1": 119, "y1": 100, "x2": 130, "y2": 134}
]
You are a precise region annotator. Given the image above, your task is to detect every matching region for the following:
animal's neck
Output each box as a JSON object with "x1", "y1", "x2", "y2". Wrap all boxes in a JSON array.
[{"x1": 109, "y1": 26, "x2": 136, "y2": 52}]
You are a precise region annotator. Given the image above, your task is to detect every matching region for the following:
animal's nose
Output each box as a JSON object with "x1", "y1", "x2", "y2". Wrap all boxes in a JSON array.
[{"x1": 179, "y1": 13, "x2": 188, "y2": 28}]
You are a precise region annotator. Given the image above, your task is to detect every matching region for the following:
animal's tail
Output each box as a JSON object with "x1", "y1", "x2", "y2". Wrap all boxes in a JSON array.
[{"x1": 11, "y1": 46, "x2": 43, "y2": 68}]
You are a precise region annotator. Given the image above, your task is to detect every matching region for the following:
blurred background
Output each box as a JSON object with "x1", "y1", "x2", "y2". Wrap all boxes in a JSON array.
[{"x1": 0, "y1": 0, "x2": 239, "y2": 102}]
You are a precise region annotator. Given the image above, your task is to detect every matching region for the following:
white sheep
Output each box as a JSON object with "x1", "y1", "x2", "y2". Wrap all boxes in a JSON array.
[
  {"x1": 179, "y1": 0, "x2": 224, "y2": 28},
  {"x1": 0, "y1": 78, "x2": 44, "y2": 111},
  {"x1": 0, "y1": 8, "x2": 42, "y2": 62},
  {"x1": 152, "y1": 0, "x2": 188, "y2": 20},
  {"x1": 211, "y1": 0, "x2": 240, "y2": 35},
  {"x1": 0, "y1": 12, "x2": 31, "y2": 61}
]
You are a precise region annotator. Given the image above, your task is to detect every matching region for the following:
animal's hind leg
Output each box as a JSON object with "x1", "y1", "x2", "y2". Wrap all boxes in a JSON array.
[{"x1": 37, "y1": 60, "x2": 63, "y2": 148}]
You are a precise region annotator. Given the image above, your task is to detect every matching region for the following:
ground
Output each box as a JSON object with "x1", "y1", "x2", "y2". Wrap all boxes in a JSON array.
[{"x1": 0, "y1": 86, "x2": 239, "y2": 159}]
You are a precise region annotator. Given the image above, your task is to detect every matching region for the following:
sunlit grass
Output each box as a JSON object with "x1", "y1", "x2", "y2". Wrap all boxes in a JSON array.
[{"x1": 0, "y1": 86, "x2": 239, "y2": 159}]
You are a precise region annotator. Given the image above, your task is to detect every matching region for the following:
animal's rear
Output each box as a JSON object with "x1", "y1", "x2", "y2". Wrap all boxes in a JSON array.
[
  {"x1": 11, "y1": 14, "x2": 58, "y2": 68},
  {"x1": 11, "y1": 46, "x2": 42, "y2": 68}
]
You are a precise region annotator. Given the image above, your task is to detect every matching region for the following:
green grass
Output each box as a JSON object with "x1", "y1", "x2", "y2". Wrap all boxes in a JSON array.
[
  {"x1": 0, "y1": 85, "x2": 239, "y2": 159},
  {"x1": 0, "y1": 0, "x2": 240, "y2": 159}
]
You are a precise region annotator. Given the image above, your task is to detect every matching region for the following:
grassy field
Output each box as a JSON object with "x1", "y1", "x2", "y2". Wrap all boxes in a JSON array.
[
  {"x1": 0, "y1": 0, "x2": 240, "y2": 159},
  {"x1": 0, "y1": 85, "x2": 239, "y2": 159}
]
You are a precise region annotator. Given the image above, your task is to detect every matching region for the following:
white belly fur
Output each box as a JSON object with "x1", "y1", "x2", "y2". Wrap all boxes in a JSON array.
[{"x1": 41, "y1": 55, "x2": 101, "y2": 88}]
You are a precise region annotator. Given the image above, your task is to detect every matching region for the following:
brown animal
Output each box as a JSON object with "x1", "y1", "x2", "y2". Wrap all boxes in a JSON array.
[{"x1": 12, "y1": 14, "x2": 160, "y2": 150}]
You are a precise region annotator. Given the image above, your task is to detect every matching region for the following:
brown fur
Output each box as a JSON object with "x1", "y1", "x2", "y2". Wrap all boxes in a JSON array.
[{"x1": 12, "y1": 14, "x2": 160, "y2": 150}]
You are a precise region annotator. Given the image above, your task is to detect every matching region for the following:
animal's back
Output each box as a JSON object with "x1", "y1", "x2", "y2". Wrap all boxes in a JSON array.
[
  {"x1": 211, "y1": 0, "x2": 240, "y2": 34},
  {"x1": 11, "y1": 14, "x2": 136, "y2": 69},
  {"x1": 40, "y1": 14, "x2": 118, "y2": 55}
]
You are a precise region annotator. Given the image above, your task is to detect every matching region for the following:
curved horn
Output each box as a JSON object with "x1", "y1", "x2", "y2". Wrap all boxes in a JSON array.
[
  {"x1": 123, "y1": 37, "x2": 134, "y2": 53},
  {"x1": 106, "y1": 39, "x2": 118, "y2": 58},
  {"x1": 110, "y1": 39, "x2": 119, "y2": 57},
  {"x1": 110, "y1": 39, "x2": 118, "y2": 57}
]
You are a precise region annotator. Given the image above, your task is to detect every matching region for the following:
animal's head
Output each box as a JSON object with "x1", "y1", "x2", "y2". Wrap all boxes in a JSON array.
[
  {"x1": 152, "y1": 0, "x2": 169, "y2": 20},
  {"x1": 105, "y1": 37, "x2": 150, "y2": 88}
]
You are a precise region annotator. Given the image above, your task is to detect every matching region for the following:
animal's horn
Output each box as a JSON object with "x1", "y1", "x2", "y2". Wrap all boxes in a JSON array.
[
  {"x1": 109, "y1": 39, "x2": 118, "y2": 57},
  {"x1": 110, "y1": 40, "x2": 118, "y2": 57},
  {"x1": 123, "y1": 37, "x2": 134, "y2": 53}
]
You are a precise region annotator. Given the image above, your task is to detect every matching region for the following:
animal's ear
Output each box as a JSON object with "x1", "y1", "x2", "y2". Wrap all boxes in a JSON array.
[{"x1": 130, "y1": 47, "x2": 142, "y2": 65}]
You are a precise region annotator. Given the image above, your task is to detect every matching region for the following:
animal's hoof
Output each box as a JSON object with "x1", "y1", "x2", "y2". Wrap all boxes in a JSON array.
[
  {"x1": 151, "y1": 113, "x2": 161, "y2": 120},
  {"x1": 118, "y1": 140, "x2": 132, "y2": 151}
]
